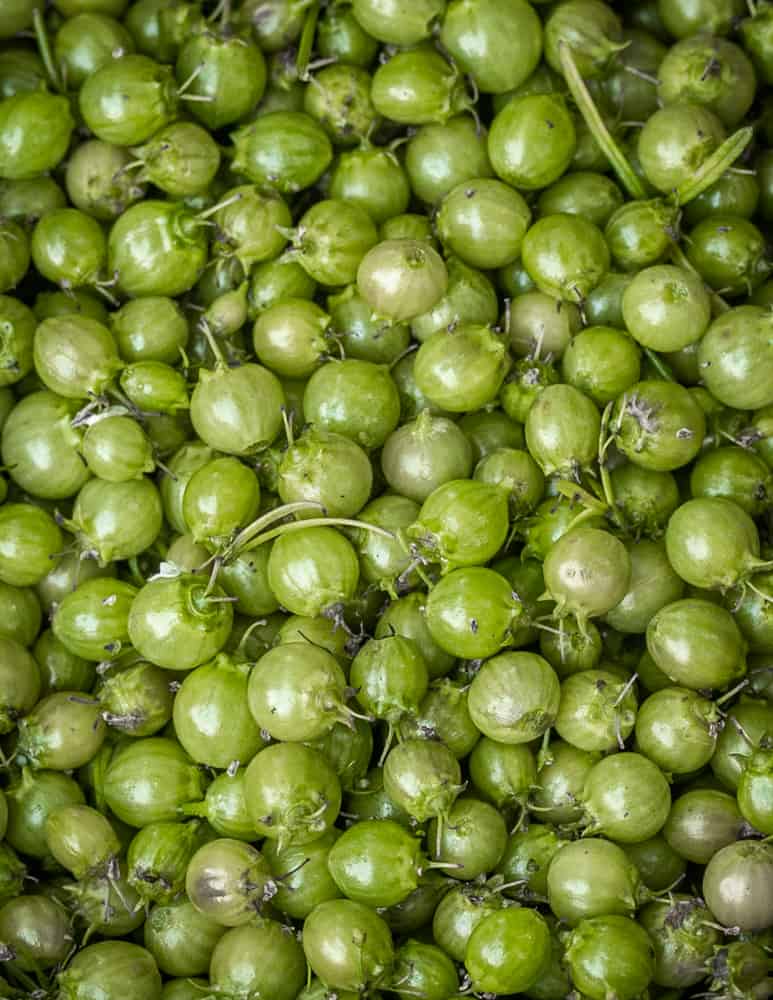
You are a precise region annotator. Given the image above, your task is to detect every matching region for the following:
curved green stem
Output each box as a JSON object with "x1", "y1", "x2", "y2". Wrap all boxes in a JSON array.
[
  {"x1": 565, "y1": 505, "x2": 604, "y2": 533},
  {"x1": 749, "y1": 559, "x2": 773, "y2": 579},
  {"x1": 225, "y1": 500, "x2": 325, "y2": 557},
  {"x1": 674, "y1": 126, "x2": 755, "y2": 206},
  {"x1": 240, "y1": 516, "x2": 395, "y2": 553},
  {"x1": 558, "y1": 41, "x2": 647, "y2": 200},
  {"x1": 198, "y1": 320, "x2": 226, "y2": 368}
]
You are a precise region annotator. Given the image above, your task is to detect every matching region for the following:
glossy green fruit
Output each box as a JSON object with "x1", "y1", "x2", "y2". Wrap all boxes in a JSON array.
[
  {"x1": 414, "y1": 324, "x2": 509, "y2": 413},
  {"x1": 611, "y1": 380, "x2": 706, "y2": 472},
  {"x1": 16, "y1": 690, "x2": 105, "y2": 771},
  {"x1": 174, "y1": 653, "x2": 265, "y2": 769},
  {"x1": 0, "y1": 504, "x2": 63, "y2": 587},
  {"x1": 566, "y1": 916, "x2": 655, "y2": 1000},
  {"x1": 108, "y1": 200, "x2": 208, "y2": 298},
  {"x1": 104, "y1": 737, "x2": 206, "y2": 827},
  {"x1": 176, "y1": 30, "x2": 265, "y2": 130},
  {"x1": 582, "y1": 752, "x2": 671, "y2": 842},
  {"x1": 302, "y1": 899, "x2": 394, "y2": 993},
  {"x1": 79, "y1": 54, "x2": 178, "y2": 146},
  {"x1": 358, "y1": 239, "x2": 448, "y2": 323},
  {"x1": 658, "y1": 34, "x2": 755, "y2": 128},
  {"x1": 466, "y1": 907, "x2": 551, "y2": 995},
  {"x1": 437, "y1": 178, "x2": 531, "y2": 269},
  {"x1": 1, "y1": 391, "x2": 89, "y2": 499},
  {"x1": 405, "y1": 114, "x2": 493, "y2": 205},
  {"x1": 698, "y1": 306, "x2": 773, "y2": 410},
  {"x1": 34, "y1": 313, "x2": 122, "y2": 399},
  {"x1": 561, "y1": 326, "x2": 641, "y2": 406},
  {"x1": 191, "y1": 363, "x2": 285, "y2": 455},
  {"x1": 622, "y1": 264, "x2": 712, "y2": 351},
  {"x1": 647, "y1": 598, "x2": 746, "y2": 689},
  {"x1": 638, "y1": 103, "x2": 725, "y2": 194},
  {"x1": 329, "y1": 146, "x2": 410, "y2": 226},
  {"x1": 0, "y1": 218, "x2": 30, "y2": 293},
  {"x1": 350, "y1": 0, "x2": 444, "y2": 45},
  {"x1": 0, "y1": 92, "x2": 74, "y2": 180},
  {"x1": 371, "y1": 49, "x2": 468, "y2": 126},
  {"x1": 304, "y1": 358, "x2": 400, "y2": 449},
  {"x1": 440, "y1": 0, "x2": 543, "y2": 94},
  {"x1": 489, "y1": 94, "x2": 576, "y2": 190},
  {"x1": 244, "y1": 742, "x2": 342, "y2": 846},
  {"x1": 209, "y1": 920, "x2": 306, "y2": 1000},
  {"x1": 409, "y1": 478, "x2": 509, "y2": 572},
  {"x1": 130, "y1": 122, "x2": 220, "y2": 199},
  {"x1": 544, "y1": 0, "x2": 625, "y2": 79},
  {"x1": 128, "y1": 574, "x2": 234, "y2": 671},
  {"x1": 231, "y1": 111, "x2": 333, "y2": 194},
  {"x1": 248, "y1": 642, "x2": 348, "y2": 743},
  {"x1": 56, "y1": 942, "x2": 162, "y2": 1000},
  {"x1": 468, "y1": 651, "x2": 560, "y2": 743},
  {"x1": 522, "y1": 213, "x2": 610, "y2": 302},
  {"x1": 0, "y1": 0, "x2": 38, "y2": 37},
  {"x1": 144, "y1": 898, "x2": 224, "y2": 977},
  {"x1": 52, "y1": 577, "x2": 136, "y2": 661}
]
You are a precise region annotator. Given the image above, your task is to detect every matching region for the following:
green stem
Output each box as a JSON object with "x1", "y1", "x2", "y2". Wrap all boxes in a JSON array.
[
  {"x1": 597, "y1": 401, "x2": 617, "y2": 516},
  {"x1": 5, "y1": 963, "x2": 40, "y2": 994},
  {"x1": 296, "y1": 2, "x2": 320, "y2": 81},
  {"x1": 32, "y1": 7, "x2": 61, "y2": 93},
  {"x1": 565, "y1": 506, "x2": 604, "y2": 533},
  {"x1": 196, "y1": 191, "x2": 244, "y2": 221},
  {"x1": 537, "y1": 728, "x2": 553, "y2": 769},
  {"x1": 553, "y1": 478, "x2": 608, "y2": 515},
  {"x1": 240, "y1": 516, "x2": 395, "y2": 553},
  {"x1": 642, "y1": 347, "x2": 676, "y2": 382},
  {"x1": 225, "y1": 500, "x2": 325, "y2": 557},
  {"x1": 126, "y1": 556, "x2": 146, "y2": 588},
  {"x1": 674, "y1": 126, "x2": 755, "y2": 206},
  {"x1": 558, "y1": 41, "x2": 647, "y2": 200},
  {"x1": 198, "y1": 320, "x2": 226, "y2": 368},
  {"x1": 749, "y1": 558, "x2": 773, "y2": 577},
  {"x1": 716, "y1": 678, "x2": 750, "y2": 707}
]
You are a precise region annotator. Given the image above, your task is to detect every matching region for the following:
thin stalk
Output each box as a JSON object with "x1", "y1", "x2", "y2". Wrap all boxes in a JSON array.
[
  {"x1": 675, "y1": 127, "x2": 755, "y2": 206},
  {"x1": 225, "y1": 500, "x2": 326, "y2": 556},
  {"x1": 558, "y1": 41, "x2": 647, "y2": 200},
  {"x1": 553, "y1": 479, "x2": 608, "y2": 515},
  {"x1": 296, "y1": 2, "x2": 320, "y2": 81},
  {"x1": 32, "y1": 8, "x2": 61, "y2": 92},
  {"x1": 716, "y1": 678, "x2": 750, "y2": 707},
  {"x1": 240, "y1": 516, "x2": 395, "y2": 553},
  {"x1": 597, "y1": 401, "x2": 617, "y2": 518},
  {"x1": 196, "y1": 191, "x2": 244, "y2": 221},
  {"x1": 198, "y1": 319, "x2": 226, "y2": 367},
  {"x1": 281, "y1": 406, "x2": 294, "y2": 449},
  {"x1": 643, "y1": 347, "x2": 676, "y2": 382},
  {"x1": 565, "y1": 505, "x2": 604, "y2": 533},
  {"x1": 177, "y1": 63, "x2": 204, "y2": 96}
]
